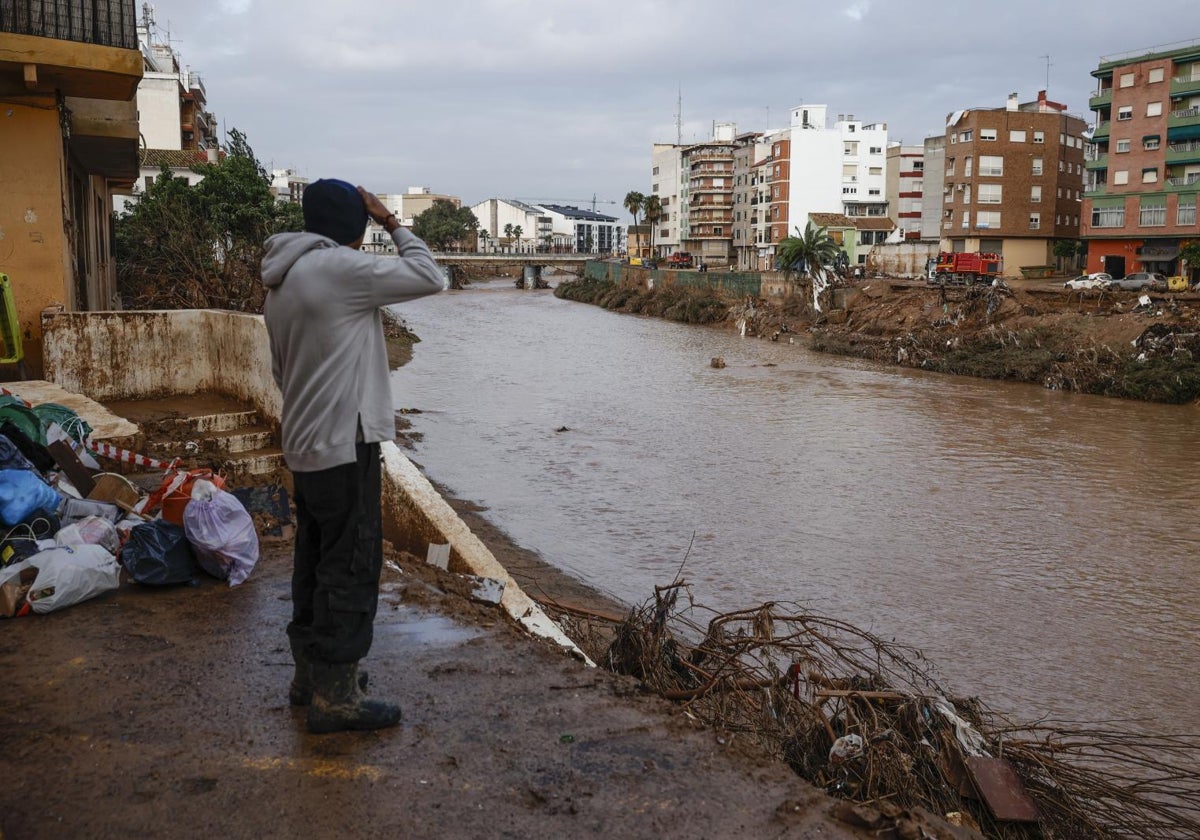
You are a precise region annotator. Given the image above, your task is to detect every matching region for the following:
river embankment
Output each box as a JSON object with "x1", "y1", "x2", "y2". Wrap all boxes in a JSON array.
[{"x1": 555, "y1": 270, "x2": 1200, "y2": 404}]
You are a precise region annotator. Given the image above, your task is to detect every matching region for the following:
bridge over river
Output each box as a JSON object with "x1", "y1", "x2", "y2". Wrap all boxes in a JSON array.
[{"x1": 431, "y1": 252, "x2": 594, "y2": 281}]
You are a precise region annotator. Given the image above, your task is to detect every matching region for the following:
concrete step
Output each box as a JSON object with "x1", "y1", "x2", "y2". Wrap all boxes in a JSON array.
[
  {"x1": 146, "y1": 427, "x2": 274, "y2": 457},
  {"x1": 218, "y1": 447, "x2": 285, "y2": 477},
  {"x1": 162, "y1": 410, "x2": 261, "y2": 435}
]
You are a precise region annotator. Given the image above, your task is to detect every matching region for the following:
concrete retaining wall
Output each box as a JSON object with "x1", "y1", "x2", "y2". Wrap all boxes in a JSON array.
[
  {"x1": 584, "y1": 260, "x2": 763, "y2": 297},
  {"x1": 41, "y1": 309, "x2": 587, "y2": 661}
]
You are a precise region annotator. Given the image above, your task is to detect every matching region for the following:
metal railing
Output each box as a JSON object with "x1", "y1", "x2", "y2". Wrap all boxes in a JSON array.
[
  {"x1": 1171, "y1": 107, "x2": 1200, "y2": 118},
  {"x1": 1169, "y1": 140, "x2": 1200, "y2": 152},
  {"x1": 0, "y1": 0, "x2": 137, "y2": 49},
  {"x1": 1166, "y1": 173, "x2": 1200, "y2": 186}
]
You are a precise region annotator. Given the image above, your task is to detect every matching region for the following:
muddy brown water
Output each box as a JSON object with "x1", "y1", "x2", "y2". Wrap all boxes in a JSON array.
[{"x1": 391, "y1": 278, "x2": 1200, "y2": 732}]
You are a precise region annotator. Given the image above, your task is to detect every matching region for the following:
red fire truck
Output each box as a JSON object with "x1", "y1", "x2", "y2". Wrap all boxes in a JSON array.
[{"x1": 931, "y1": 252, "x2": 1003, "y2": 285}]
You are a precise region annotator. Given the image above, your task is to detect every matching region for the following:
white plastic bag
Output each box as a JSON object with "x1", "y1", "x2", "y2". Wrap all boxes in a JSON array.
[
  {"x1": 182, "y1": 489, "x2": 259, "y2": 586},
  {"x1": 55, "y1": 515, "x2": 120, "y2": 555},
  {"x1": 23, "y1": 544, "x2": 120, "y2": 614}
]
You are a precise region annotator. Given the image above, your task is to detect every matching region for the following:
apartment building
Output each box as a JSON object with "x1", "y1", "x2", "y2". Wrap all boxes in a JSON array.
[
  {"x1": 1, "y1": 0, "x2": 143, "y2": 374},
  {"x1": 920, "y1": 135, "x2": 947, "y2": 240},
  {"x1": 1082, "y1": 41, "x2": 1200, "y2": 278},
  {"x1": 650, "y1": 144, "x2": 683, "y2": 255},
  {"x1": 681, "y1": 124, "x2": 739, "y2": 266},
  {"x1": 732, "y1": 133, "x2": 769, "y2": 269},
  {"x1": 470, "y1": 198, "x2": 547, "y2": 252},
  {"x1": 941, "y1": 91, "x2": 1087, "y2": 270},
  {"x1": 887, "y1": 144, "x2": 925, "y2": 241},
  {"x1": 538, "y1": 205, "x2": 622, "y2": 254}
]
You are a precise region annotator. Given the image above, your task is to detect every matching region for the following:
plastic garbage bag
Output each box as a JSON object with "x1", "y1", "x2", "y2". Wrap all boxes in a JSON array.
[
  {"x1": 21, "y1": 544, "x2": 119, "y2": 614},
  {"x1": 55, "y1": 515, "x2": 120, "y2": 555},
  {"x1": 0, "y1": 469, "x2": 62, "y2": 526},
  {"x1": 0, "y1": 434, "x2": 38, "y2": 473},
  {"x1": 183, "y1": 488, "x2": 259, "y2": 586},
  {"x1": 59, "y1": 496, "x2": 121, "y2": 525},
  {"x1": 31, "y1": 404, "x2": 92, "y2": 445},
  {"x1": 121, "y1": 520, "x2": 198, "y2": 586}
]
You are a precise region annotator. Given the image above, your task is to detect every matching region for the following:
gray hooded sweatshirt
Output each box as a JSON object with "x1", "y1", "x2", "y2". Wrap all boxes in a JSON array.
[{"x1": 261, "y1": 227, "x2": 444, "y2": 472}]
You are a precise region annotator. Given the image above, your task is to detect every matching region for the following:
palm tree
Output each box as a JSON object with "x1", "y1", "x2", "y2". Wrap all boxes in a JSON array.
[
  {"x1": 513, "y1": 225, "x2": 523, "y2": 253},
  {"x1": 479, "y1": 229, "x2": 490, "y2": 253},
  {"x1": 643, "y1": 194, "x2": 663, "y2": 260},
  {"x1": 503, "y1": 223, "x2": 514, "y2": 253},
  {"x1": 624, "y1": 190, "x2": 644, "y2": 255},
  {"x1": 775, "y1": 221, "x2": 841, "y2": 312}
]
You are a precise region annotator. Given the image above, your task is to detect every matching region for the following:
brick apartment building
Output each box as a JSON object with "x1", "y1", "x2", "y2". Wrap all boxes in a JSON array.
[
  {"x1": 941, "y1": 91, "x2": 1087, "y2": 273},
  {"x1": 1082, "y1": 42, "x2": 1200, "y2": 279}
]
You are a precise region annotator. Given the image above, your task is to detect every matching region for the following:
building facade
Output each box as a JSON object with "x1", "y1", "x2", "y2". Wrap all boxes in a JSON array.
[
  {"x1": 887, "y1": 144, "x2": 925, "y2": 241},
  {"x1": 941, "y1": 91, "x2": 1087, "y2": 271},
  {"x1": 1, "y1": 0, "x2": 143, "y2": 374},
  {"x1": 650, "y1": 143, "x2": 684, "y2": 256},
  {"x1": 1082, "y1": 42, "x2": 1200, "y2": 278},
  {"x1": 920, "y1": 135, "x2": 946, "y2": 240},
  {"x1": 537, "y1": 205, "x2": 622, "y2": 254},
  {"x1": 681, "y1": 125, "x2": 738, "y2": 266}
]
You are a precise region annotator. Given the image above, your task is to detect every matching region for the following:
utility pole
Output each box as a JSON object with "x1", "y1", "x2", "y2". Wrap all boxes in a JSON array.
[
  {"x1": 1040, "y1": 54, "x2": 1053, "y2": 91},
  {"x1": 676, "y1": 85, "x2": 682, "y2": 146}
]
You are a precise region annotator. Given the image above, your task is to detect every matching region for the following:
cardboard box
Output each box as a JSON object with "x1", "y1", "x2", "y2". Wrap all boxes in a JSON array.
[{"x1": 0, "y1": 566, "x2": 36, "y2": 617}]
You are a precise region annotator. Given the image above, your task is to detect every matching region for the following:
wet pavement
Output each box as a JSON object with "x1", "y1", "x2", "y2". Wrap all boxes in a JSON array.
[{"x1": 0, "y1": 541, "x2": 876, "y2": 839}]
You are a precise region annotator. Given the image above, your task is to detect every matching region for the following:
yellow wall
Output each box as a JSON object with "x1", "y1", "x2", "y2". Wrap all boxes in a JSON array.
[
  {"x1": 1002, "y1": 239, "x2": 1053, "y2": 274},
  {"x1": 0, "y1": 100, "x2": 71, "y2": 376}
]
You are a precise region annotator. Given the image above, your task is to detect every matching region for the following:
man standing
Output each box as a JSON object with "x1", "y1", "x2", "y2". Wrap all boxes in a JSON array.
[{"x1": 261, "y1": 179, "x2": 444, "y2": 733}]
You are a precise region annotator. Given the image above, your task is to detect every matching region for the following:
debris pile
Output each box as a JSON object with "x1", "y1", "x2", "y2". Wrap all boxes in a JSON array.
[
  {"x1": 552, "y1": 582, "x2": 1200, "y2": 839},
  {"x1": 0, "y1": 388, "x2": 261, "y2": 618}
]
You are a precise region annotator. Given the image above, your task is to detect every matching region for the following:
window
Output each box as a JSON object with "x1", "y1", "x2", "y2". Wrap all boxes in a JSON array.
[
  {"x1": 1009, "y1": 129, "x2": 1027, "y2": 142},
  {"x1": 1032, "y1": 157, "x2": 1043, "y2": 175},
  {"x1": 1147, "y1": 102, "x2": 1163, "y2": 117},
  {"x1": 1178, "y1": 198, "x2": 1196, "y2": 226},
  {"x1": 842, "y1": 164, "x2": 857, "y2": 179},
  {"x1": 1116, "y1": 139, "x2": 1131, "y2": 153},
  {"x1": 869, "y1": 167, "x2": 883, "y2": 175},
  {"x1": 712, "y1": 226, "x2": 723, "y2": 235},
  {"x1": 1119, "y1": 72, "x2": 1135, "y2": 88},
  {"x1": 1117, "y1": 106, "x2": 1133, "y2": 121},
  {"x1": 979, "y1": 155, "x2": 1003, "y2": 176},
  {"x1": 1092, "y1": 206, "x2": 1125, "y2": 227},
  {"x1": 869, "y1": 146, "x2": 882, "y2": 154},
  {"x1": 1033, "y1": 131, "x2": 1045, "y2": 144},
  {"x1": 652, "y1": 166, "x2": 660, "y2": 175},
  {"x1": 1149, "y1": 67, "x2": 1165, "y2": 83},
  {"x1": 1060, "y1": 133, "x2": 1066, "y2": 145},
  {"x1": 964, "y1": 156, "x2": 973, "y2": 176},
  {"x1": 961, "y1": 184, "x2": 970, "y2": 203},
  {"x1": 773, "y1": 144, "x2": 781, "y2": 156},
  {"x1": 1029, "y1": 212, "x2": 1041, "y2": 230},
  {"x1": 978, "y1": 183, "x2": 1002, "y2": 203},
  {"x1": 960, "y1": 130, "x2": 973, "y2": 142},
  {"x1": 946, "y1": 157, "x2": 955, "y2": 175},
  {"x1": 842, "y1": 187, "x2": 856, "y2": 194},
  {"x1": 844, "y1": 141, "x2": 859, "y2": 155},
  {"x1": 950, "y1": 134, "x2": 956, "y2": 144},
  {"x1": 1139, "y1": 204, "x2": 1165, "y2": 226},
  {"x1": 773, "y1": 186, "x2": 780, "y2": 197},
  {"x1": 1113, "y1": 170, "x2": 1129, "y2": 185},
  {"x1": 1031, "y1": 185, "x2": 1042, "y2": 203},
  {"x1": 977, "y1": 211, "x2": 1000, "y2": 228},
  {"x1": 868, "y1": 188, "x2": 881, "y2": 195},
  {"x1": 913, "y1": 161, "x2": 924, "y2": 171},
  {"x1": 652, "y1": 184, "x2": 659, "y2": 192},
  {"x1": 980, "y1": 128, "x2": 997, "y2": 141},
  {"x1": 962, "y1": 211, "x2": 970, "y2": 228},
  {"x1": 1142, "y1": 168, "x2": 1158, "y2": 183},
  {"x1": 1144, "y1": 137, "x2": 1160, "y2": 150}
]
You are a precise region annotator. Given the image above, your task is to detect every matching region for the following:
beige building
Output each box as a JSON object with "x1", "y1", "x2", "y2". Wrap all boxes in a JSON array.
[
  {"x1": 0, "y1": 1, "x2": 143, "y2": 376},
  {"x1": 941, "y1": 91, "x2": 1087, "y2": 271}
]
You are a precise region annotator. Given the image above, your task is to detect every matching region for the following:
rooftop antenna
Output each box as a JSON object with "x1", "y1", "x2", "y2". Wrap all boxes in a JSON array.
[
  {"x1": 676, "y1": 85, "x2": 682, "y2": 146},
  {"x1": 1040, "y1": 54, "x2": 1052, "y2": 90}
]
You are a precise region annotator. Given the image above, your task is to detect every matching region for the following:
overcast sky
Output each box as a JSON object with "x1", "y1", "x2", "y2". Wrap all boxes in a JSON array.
[{"x1": 153, "y1": 0, "x2": 1196, "y2": 219}]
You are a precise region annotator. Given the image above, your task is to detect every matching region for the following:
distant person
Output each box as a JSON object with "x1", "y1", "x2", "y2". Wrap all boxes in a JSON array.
[{"x1": 261, "y1": 179, "x2": 444, "y2": 734}]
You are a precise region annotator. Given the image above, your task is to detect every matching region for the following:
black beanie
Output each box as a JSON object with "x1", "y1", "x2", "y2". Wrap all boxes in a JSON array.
[{"x1": 303, "y1": 178, "x2": 368, "y2": 245}]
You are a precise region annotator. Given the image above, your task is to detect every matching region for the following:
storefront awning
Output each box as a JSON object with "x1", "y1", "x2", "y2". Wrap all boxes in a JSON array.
[{"x1": 1137, "y1": 242, "x2": 1179, "y2": 260}]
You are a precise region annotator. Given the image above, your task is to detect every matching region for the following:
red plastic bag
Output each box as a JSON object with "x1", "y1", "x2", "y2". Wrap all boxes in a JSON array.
[{"x1": 142, "y1": 468, "x2": 227, "y2": 525}]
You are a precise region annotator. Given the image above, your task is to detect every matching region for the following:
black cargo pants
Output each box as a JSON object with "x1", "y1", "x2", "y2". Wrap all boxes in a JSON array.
[{"x1": 287, "y1": 442, "x2": 383, "y2": 664}]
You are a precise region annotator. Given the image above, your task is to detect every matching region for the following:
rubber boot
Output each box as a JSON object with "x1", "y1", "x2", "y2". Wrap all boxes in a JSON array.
[
  {"x1": 307, "y1": 661, "x2": 401, "y2": 734},
  {"x1": 289, "y1": 645, "x2": 368, "y2": 707}
]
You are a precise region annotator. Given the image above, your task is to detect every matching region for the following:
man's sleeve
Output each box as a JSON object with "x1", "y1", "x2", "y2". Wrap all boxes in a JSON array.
[{"x1": 358, "y1": 228, "x2": 446, "y2": 309}]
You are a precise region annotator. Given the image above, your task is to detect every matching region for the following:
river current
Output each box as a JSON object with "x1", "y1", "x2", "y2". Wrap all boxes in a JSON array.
[{"x1": 390, "y1": 278, "x2": 1200, "y2": 731}]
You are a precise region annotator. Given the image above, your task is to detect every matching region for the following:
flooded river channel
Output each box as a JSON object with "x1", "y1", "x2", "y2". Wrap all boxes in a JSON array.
[{"x1": 391, "y1": 278, "x2": 1200, "y2": 731}]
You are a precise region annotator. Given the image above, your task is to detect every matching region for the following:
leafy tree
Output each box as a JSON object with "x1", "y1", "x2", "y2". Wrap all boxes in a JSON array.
[
  {"x1": 775, "y1": 222, "x2": 841, "y2": 312},
  {"x1": 643, "y1": 195, "x2": 663, "y2": 258},
  {"x1": 114, "y1": 127, "x2": 300, "y2": 312},
  {"x1": 411, "y1": 199, "x2": 479, "y2": 252},
  {"x1": 1052, "y1": 239, "x2": 1082, "y2": 271},
  {"x1": 1181, "y1": 239, "x2": 1200, "y2": 284}
]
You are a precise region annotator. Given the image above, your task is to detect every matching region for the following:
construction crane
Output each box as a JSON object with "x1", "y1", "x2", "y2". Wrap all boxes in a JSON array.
[{"x1": 516, "y1": 194, "x2": 619, "y2": 213}]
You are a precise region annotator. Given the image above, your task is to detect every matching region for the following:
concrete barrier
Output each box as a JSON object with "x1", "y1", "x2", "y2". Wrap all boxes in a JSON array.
[{"x1": 40, "y1": 309, "x2": 589, "y2": 662}]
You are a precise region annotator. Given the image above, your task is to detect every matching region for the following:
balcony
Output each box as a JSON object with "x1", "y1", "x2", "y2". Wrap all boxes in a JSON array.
[
  {"x1": 1091, "y1": 121, "x2": 1111, "y2": 140},
  {"x1": 689, "y1": 163, "x2": 733, "y2": 175},
  {"x1": 1167, "y1": 140, "x2": 1200, "y2": 165},
  {"x1": 1089, "y1": 88, "x2": 1113, "y2": 110},
  {"x1": 1171, "y1": 73, "x2": 1200, "y2": 97},
  {"x1": 1169, "y1": 106, "x2": 1200, "y2": 130},
  {"x1": 1166, "y1": 172, "x2": 1200, "y2": 188},
  {"x1": 0, "y1": 0, "x2": 142, "y2": 100},
  {"x1": 687, "y1": 150, "x2": 734, "y2": 164},
  {"x1": 1084, "y1": 154, "x2": 1109, "y2": 170}
]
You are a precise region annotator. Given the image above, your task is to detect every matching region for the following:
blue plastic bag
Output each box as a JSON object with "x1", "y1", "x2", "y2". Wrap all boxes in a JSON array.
[{"x1": 0, "y1": 469, "x2": 61, "y2": 526}]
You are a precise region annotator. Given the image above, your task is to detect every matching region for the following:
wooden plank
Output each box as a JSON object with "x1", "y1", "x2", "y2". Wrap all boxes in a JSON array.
[{"x1": 47, "y1": 439, "x2": 96, "y2": 497}]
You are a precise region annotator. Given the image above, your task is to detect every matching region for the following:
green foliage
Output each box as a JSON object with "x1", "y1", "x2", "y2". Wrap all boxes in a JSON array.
[
  {"x1": 775, "y1": 222, "x2": 839, "y2": 278},
  {"x1": 643, "y1": 195, "x2": 662, "y2": 256},
  {"x1": 554, "y1": 278, "x2": 728, "y2": 324},
  {"x1": 1181, "y1": 240, "x2": 1200, "y2": 279},
  {"x1": 623, "y1": 190, "x2": 644, "y2": 228},
  {"x1": 114, "y1": 128, "x2": 301, "y2": 312},
  {"x1": 411, "y1": 199, "x2": 479, "y2": 251},
  {"x1": 1052, "y1": 239, "x2": 1081, "y2": 260}
]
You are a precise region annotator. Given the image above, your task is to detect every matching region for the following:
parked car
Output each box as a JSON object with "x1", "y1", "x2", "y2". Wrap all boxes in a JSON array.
[
  {"x1": 1063, "y1": 273, "x2": 1111, "y2": 290},
  {"x1": 1108, "y1": 272, "x2": 1167, "y2": 291}
]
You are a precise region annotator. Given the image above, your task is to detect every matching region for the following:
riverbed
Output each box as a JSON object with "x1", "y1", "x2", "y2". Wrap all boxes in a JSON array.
[{"x1": 390, "y1": 278, "x2": 1200, "y2": 732}]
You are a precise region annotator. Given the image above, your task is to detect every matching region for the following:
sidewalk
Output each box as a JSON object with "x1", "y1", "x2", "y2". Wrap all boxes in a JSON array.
[{"x1": 0, "y1": 541, "x2": 880, "y2": 840}]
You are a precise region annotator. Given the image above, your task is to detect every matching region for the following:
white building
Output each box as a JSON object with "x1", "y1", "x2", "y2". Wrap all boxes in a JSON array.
[
  {"x1": 471, "y1": 199, "x2": 550, "y2": 252},
  {"x1": 535, "y1": 205, "x2": 622, "y2": 253},
  {"x1": 650, "y1": 144, "x2": 684, "y2": 254},
  {"x1": 886, "y1": 143, "x2": 925, "y2": 242}
]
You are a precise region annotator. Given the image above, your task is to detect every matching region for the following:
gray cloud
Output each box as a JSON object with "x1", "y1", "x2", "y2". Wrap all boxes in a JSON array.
[{"x1": 153, "y1": 0, "x2": 1198, "y2": 218}]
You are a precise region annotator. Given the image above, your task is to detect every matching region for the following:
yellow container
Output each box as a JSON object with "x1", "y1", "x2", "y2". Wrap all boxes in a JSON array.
[{"x1": 1168, "y1": 275, "x2": 1188, "y2": 291}]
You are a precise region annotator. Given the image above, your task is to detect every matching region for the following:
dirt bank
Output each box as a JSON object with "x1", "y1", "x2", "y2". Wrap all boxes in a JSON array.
[{"x1": 556, "y1": 277, "x2": 1200, "y2": 404}]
